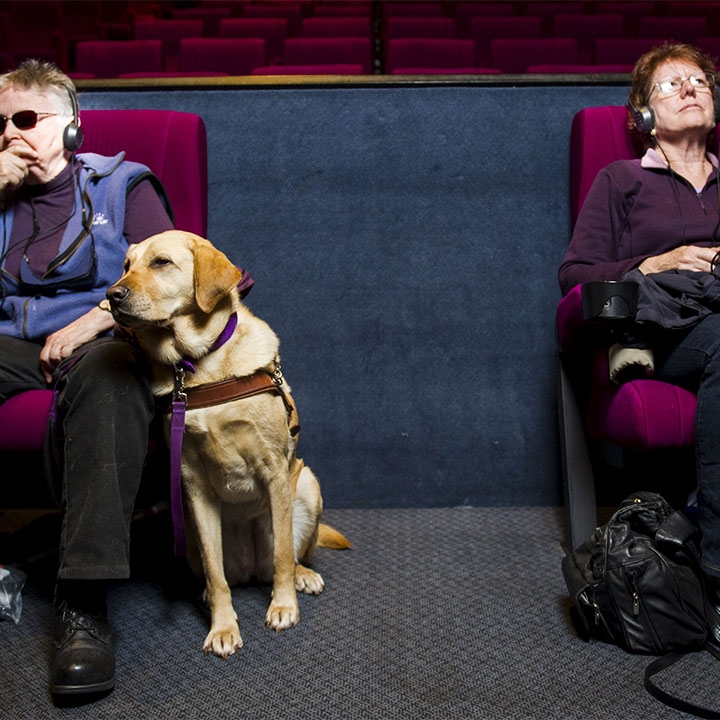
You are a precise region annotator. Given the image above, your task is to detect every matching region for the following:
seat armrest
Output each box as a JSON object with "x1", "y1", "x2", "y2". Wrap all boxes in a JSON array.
[
  {"x1": 557, "y1": 281, "x2": 639, "y2": 353},
  {"x1": 581, "y1": 281, "x2": 638, "y2": 320}
]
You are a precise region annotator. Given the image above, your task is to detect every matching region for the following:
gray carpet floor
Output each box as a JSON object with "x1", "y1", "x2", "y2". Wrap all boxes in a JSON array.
[{"x1": 2, "y1": 506, "x2": 720, "y2": 719}]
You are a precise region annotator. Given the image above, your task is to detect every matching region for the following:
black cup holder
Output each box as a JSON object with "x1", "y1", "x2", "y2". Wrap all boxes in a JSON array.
[{"x1": 581, "y1": 281, "x2": 638, "y2": 320}]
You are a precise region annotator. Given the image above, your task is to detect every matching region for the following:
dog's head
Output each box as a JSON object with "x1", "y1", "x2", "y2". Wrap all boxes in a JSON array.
[{"x1": 106, "y1": 230, "x2": 242, "y2": 331}]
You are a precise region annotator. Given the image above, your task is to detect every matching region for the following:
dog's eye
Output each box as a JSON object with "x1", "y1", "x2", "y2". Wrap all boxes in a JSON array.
[
  {"x1": 123, "y1": 260, "x2": 130, "y2": 272},
  {"x1": 150, "y1": 257, "x2": 172, "y2": 268}
]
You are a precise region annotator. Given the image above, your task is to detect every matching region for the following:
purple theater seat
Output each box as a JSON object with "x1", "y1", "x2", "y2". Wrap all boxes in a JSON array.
[
  {"x1": 455, "y1": 2, "x2": 514, "y2": 38},
  {"x1": 313, "y1": 3, "x2": 373, "y2": 17},
  {"x1": 0, "y1": 391, "x2": 54, "y2": 451},
  {"x1": 179, "y1": 37, "x2": 267, "y2": 75},
  {"x1": 383, "y1": 2, "x2": 444, "y2": 17},
  {"x1": 300, "y1": 17, "x2": 372, "y2": 37},
  {"x1": 490, "y1": 37, "x2": 579, "y2": 73},
  {"x1": 219, "y1": 18, "x2": 289, "y2": 66},
  {"x1": 553, "y1": 14, "x2": 624, "y2": 64},
  {"x1": 313, "y1": 0, "x2": 374, "y2": 18},
  {"x1": 171, "y1": 7, "x2": 232, "y2": 36},
  {"x1": 0, "y1": 110, "x2": 208, "y2": 463},
  {"x1": 594, "y1": 38, "x2": 667, "y2": 66},
  {"x1": 385, "y1": 38, "x2": 475, "y2": 73},
  {"x1": 471, "y1": 16, "x2": 542, "y2": 67},
  {"x1": 557, "y1": 105, "x2": 712, "y2": 550},
  {"x1": 391, "y1": 67, "x2": 500, "y2": 75},
  {"x1": 638, "y1": 16, "x2": 709, "y2": 44},
  {"x1": 386, "y1": 17, "x2": 456, "y2": 38},
  {"x1": 527, "y1": 64, "x2": 633, "y2": 74},
  {"x1": 133, "y1": 18, "x2": 204, "y2": 72},
  {"x1": 283, "y1": 38, "x2": 373, "y2": 74},
  {"x1": 239, "y1": 3, "x2": 303, "y2": 36},
  {"x1": 250, "y1": 64, "x2": 364, "y2": 75},
  {"x1": 74, "y1": 40, "x2": 163, "y2": 78}
]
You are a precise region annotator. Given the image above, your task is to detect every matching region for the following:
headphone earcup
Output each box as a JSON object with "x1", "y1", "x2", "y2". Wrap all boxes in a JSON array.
[
  {"x1": 62, "y1": 84, "x2": 83, "y2": 152},
  {"x1": 63, "y1": 122, "x2": 83, "y2": 152},
  {"x1": 629, "y1": 103, "x2": 655, "y2": 134}
]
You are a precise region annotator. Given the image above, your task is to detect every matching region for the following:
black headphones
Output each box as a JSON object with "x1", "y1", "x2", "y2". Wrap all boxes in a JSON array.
[
  {"x1": 62, "y1": 85, "x2": 83, "y2": 152},
  {"x1": 628, "y1": 88, "x2": 720, "y2": 135},
  {"x1": 628, "y1": 100, "x2": 656, "y2": 135}
]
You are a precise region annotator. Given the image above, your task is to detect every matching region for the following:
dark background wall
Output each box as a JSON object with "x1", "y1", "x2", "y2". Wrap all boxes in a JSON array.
[{"x1": 79, "y1": 80, "x2": 628, "y2": 509}]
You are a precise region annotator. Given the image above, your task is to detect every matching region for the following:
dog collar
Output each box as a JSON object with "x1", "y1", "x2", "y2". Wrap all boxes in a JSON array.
[{"x1": 176, "y1": 312, "x2": 238, "y2": 374}]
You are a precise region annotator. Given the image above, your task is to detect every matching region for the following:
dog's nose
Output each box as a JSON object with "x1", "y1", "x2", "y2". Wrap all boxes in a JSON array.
[{"x1": 106, "y1": 284, "x2": 130, "y2": 307}]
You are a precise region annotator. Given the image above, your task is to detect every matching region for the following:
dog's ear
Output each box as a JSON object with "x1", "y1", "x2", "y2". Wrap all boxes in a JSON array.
[{"x1": 193, "y1": 242, "x2": 242, "y2": 314}]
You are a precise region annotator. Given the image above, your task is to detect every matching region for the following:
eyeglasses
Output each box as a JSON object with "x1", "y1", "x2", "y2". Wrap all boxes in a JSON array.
[
  {"x1": 653, "y1": 73, "x2": 715, "y2": 97},
  {"x1": 0, "y1": 110, "x2": 58, "y2": 134}
]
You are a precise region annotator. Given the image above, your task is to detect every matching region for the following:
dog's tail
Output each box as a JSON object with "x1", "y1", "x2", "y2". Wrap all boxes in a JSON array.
[{"x1": 318, "y1": 523, "x2": 352, "y2": 550}]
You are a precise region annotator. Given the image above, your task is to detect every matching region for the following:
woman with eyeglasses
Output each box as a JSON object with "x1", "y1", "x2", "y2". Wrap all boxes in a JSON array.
[
  {"x1": 0, "y1": 60, "x2": 176, "y2": 699},
  {"x1": 559, "y1": 42, "x2": 720, "y2": 645}
]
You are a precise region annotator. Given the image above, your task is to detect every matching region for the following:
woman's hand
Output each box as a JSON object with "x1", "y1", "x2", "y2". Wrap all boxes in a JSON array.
[
  {"x1": 0, "y1": 144, "x2": 37, "y2": 193},
  {"x1": 39, "y1": 306, "x2": 116, "y2": 383},
  {"x1": 638, "y1": 245, "x2": 720, "y2": 275}
]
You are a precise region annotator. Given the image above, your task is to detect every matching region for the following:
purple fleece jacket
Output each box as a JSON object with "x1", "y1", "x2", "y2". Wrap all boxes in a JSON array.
[{"x1": 558, "y1": 148, "x2": 720, "y2": 296}]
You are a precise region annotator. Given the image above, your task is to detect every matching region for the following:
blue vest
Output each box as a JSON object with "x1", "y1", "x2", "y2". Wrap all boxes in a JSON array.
[{"x1": 0, "y1": 153, "x2": 163, "y2": 341}]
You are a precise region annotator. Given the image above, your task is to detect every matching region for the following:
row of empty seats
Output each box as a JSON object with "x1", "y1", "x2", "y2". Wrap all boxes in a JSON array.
[{"x1": 3, "y1": 1, "x2": 720, "y2": 76}]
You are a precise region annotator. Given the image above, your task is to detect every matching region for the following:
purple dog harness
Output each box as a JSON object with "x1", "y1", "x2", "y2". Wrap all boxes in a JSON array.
[{"x1": 167, "y1": 312, "x2": 292, "y2": 555}]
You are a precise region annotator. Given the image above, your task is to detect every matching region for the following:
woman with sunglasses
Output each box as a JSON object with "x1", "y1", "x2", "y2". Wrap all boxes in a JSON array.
[
  {"x1": 0, "y1": 60, "x2": 176, "y2": 700},
  {"x1": 559, "y1": 43, "x2": 720, "y2": 645}
]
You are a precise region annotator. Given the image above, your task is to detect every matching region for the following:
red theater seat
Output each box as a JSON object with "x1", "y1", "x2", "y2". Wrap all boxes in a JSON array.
[
  {"x1": 300, "y1": 17, "x2": 372, "y2": 37},
  {"x1": 179, "y1": 38, "x2": 267, "y2": 75},
  {"x1": 219, "y1": 18, "x2": 289, "y2": 66},
  {"x1": 251, "y1": 64, "x2": 364, "y2": 75},
  {"x1": 386, "y1": 17, "x2": 456, "y2": 38},
  {"x1": 594, "y1": 38, "x2": 667, "y2": 66},
  {"x1": 553, "y1": 14, "x2": 624, "y2": 64},
  {"x1": 133, "y1": 19, "x2": 204, "y2": 71},
  {"x1": 385, "y1": 38, "x2": 475, "y2": 74},
  {"x1": 471, "y1": 16, "x2": 542, "y2": 67},
  {"x1": 74, "y1": 40, "x2": 163, "y2": 78},
  {"x1": 490, "y1": 38, "x2": 579, "y2": 74},
  {"x1": 557, "y1": 106, "x2": 706, "y2": 549},
  {"x1": 283, "y1": 38, "x2": 373, "y2": 74}
]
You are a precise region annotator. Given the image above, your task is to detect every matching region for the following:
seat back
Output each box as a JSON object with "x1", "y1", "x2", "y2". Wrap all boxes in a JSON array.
[
  {"x1": 471, "y1": 16, "x2": 542, "y2": 66},
  {"x1": 79, "y1": 109, "x2": 208, "y2": 237},
  {"x1": 283, "y1": 38, "x2": 373, "y2": 73},
  {"x1": 133, "y1": 18, "x2": 204, "y2": 71},
  {"x1": 569, "y1": 106, "x2": 635, "y2": 224},
  {"x1": 179, "y1": 37, "x2": 267, "y2": 75},
  {"x1": 74, "y1": 40, "x2": 163, "y2": 78},
  {"x1": 301, "y1": 17, "x2": 373, "y2": 38},
  {"x1": 385, "y1": 38, "x2": 475, "y2": 73},
  {"x1": 385, "y1": 17, "x2": 456, "y2": 39},
  {"x1": 490, "y1": 38, "x2": 580, "y2": 73},
  {"x1": 218, "y1": 18, "x2": 289, "y2": 66}
]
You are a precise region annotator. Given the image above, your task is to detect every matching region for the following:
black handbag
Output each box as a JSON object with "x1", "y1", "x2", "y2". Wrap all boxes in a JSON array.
[
  {"x1": 562, "y1": 491, "x2": 720, "y2": 718},
  {"x1": 562, "y1": 491, "x2": 707, "y2": 653}
]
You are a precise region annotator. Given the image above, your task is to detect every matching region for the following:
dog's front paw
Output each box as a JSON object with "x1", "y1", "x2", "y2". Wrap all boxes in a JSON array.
[
  {"x1": 203, "y1": 624, "x2": 244, "y2": 658},
  {"x1": 295, "y1": 564, "x2": 325, "y2": 595},
  {"x1": 265, "y1": 600, "x2": 299, "y2": 632}
]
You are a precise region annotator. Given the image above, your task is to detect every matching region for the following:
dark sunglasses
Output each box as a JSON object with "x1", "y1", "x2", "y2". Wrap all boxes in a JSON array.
[{"x1": 0, "y1": 110, "x2": 57, "y2": 134}]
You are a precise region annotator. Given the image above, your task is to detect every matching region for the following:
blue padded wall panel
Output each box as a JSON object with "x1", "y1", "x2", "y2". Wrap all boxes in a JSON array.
[{"x1": 81, "y1": 83, "x2": 628, "y2": 508}]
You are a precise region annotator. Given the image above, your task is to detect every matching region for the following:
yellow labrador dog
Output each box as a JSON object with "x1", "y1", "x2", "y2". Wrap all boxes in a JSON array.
[{"x1": 105, "y1": 230, "x2": 349, "y2": 658}]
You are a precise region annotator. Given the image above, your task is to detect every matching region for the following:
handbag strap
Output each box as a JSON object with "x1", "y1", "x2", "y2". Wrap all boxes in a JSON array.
[{"x1": 644, "y1": 645, "x2": 720, "y2": 719}]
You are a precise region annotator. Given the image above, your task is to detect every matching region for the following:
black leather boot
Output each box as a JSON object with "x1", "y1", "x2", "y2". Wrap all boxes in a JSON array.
[
  {"x1": 704, "y1": 573, "x2": 720, "y2": 648},
  {"x1": 50, "y1": 581, "x2": 115, "y2": 696}
]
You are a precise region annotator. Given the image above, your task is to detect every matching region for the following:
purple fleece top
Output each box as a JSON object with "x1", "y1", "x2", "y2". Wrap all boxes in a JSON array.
[{"x1": 558, "y1": 148, "x2": 720, "y2": 296}]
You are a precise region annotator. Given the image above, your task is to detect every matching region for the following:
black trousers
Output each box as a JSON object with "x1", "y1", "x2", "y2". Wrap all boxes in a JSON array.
[{"x1": 0, "y1": 334, "x2": 155, "y2": 580}]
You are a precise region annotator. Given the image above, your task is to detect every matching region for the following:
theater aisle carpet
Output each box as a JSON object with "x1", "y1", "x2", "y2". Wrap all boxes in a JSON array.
[{"x1": 3, "y1": 506, "x2": 719, "y2": 719}]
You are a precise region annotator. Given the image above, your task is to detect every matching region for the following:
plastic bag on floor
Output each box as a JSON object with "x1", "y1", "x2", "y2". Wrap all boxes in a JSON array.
[{"x1": 0, "y1": 565, "x2": 26, "y2": 623}]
